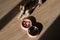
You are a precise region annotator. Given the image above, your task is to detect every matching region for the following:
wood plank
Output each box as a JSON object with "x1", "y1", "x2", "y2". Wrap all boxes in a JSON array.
[{"x1": 0, "y1": 0, "x2": 22, "y2": 19}]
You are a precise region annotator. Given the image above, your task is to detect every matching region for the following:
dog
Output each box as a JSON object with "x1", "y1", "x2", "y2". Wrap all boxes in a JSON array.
[{"x1": 18, "y1": 0, "x2": 42, "y2": 20}]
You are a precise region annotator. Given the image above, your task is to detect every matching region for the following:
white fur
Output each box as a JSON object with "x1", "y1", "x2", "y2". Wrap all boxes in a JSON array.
[
  {"x1": 18, "y1": 10, "x2": 24, "y2": 19},
  {"x1": 18, "y1": 6, "x2": 24, "y2": 19},
  {"x1": 20, "y1": 10, "x2": 29, "y2": 20},
  {"x1": 38, "y1": 0, "x2": 42, "y2": 4}
]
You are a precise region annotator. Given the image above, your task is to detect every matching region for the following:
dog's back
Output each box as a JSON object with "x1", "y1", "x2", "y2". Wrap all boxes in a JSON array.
[{"x1": 25, "y1": 0, "x2": 39, "y2": 10}]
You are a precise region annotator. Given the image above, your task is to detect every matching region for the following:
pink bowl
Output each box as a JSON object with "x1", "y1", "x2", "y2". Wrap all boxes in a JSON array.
[{"x1": 21, "y1": 18, "x2": 32, "y2": 31}]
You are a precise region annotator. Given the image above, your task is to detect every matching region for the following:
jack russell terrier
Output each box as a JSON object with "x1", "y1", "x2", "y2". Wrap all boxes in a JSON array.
[{"x1": 18, "y1": 0, "x2": 43, "y2": 20}]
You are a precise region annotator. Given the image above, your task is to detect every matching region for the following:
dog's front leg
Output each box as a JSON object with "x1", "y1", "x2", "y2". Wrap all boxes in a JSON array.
[
  {"x1": 20, "y1": 10, "x2": 29, "y2": 20},
  {"x1": 18, "y1": 10, "x2": 24, "y2": 19},
  {"x1": 38, "y1": 0, "x2": 42, "y2": 6}
]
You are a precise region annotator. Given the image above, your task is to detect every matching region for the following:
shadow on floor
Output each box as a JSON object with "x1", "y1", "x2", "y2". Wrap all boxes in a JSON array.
[
  {"x1": 0, "y1": 5, "x2": 20, "y2": 30},
  {"x1": 38, "y1": 15, "x2": 60, "y2": 40}
]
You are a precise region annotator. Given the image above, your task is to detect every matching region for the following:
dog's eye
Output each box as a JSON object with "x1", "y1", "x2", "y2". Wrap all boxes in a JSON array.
[
  {"x1": 20, "y1": 7, "x2": 23, "y2": 10},
  {"x1": 20, "y1": 5, "x2": 23, "y2": 10},
  {"x1": 20, "y1": 5, "x2": 25, "y2": 10}
]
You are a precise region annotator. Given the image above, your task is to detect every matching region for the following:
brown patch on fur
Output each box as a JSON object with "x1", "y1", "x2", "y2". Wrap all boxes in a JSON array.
[{"x1": 20, "y1": 4, "x2": 25, "y2": 11}]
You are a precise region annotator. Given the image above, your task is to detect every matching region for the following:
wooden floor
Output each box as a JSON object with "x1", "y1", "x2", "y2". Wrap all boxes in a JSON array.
[{"x1": 0, "y1": 0, "x2": 60, "y2": 40}]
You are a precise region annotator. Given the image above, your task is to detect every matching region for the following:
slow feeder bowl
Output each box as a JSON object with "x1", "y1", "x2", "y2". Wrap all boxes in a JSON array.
[{"x1": 21, "y1": 18, "x2": 32, "y2": 31}]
